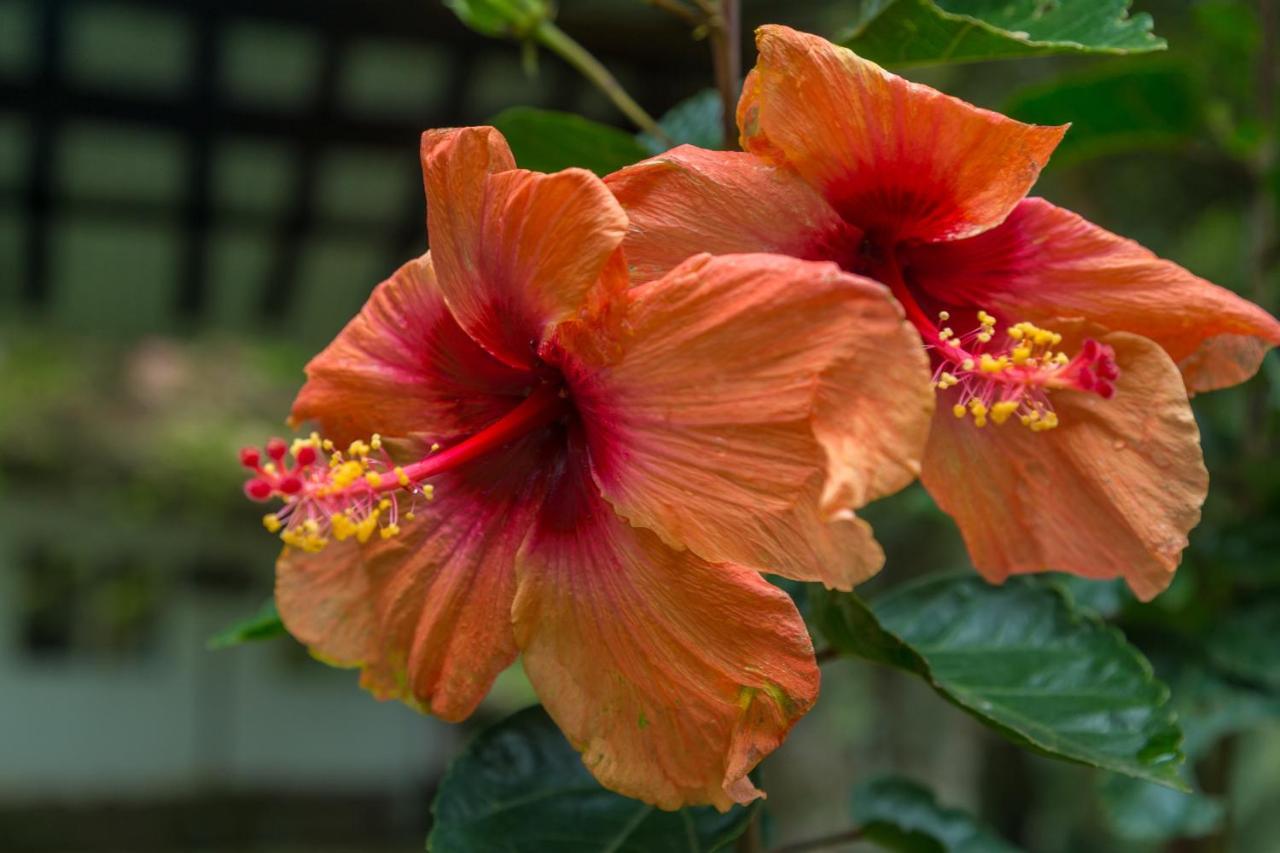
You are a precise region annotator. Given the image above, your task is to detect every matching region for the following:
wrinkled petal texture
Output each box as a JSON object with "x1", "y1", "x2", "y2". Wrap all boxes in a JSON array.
[
  {"x1": 422, "y1": 127, "x2": 627, "y2": 369},
  {"x1": 738, "y1": 25, "x2": 1066, "y2": 243},
  {"x1": 605, "y1": 145, "x2": 858, "y2": 283},
  {"x1": 575, "y1": 252, "x2": 929, "y2": 589},
  {"x1": 290, "y1": 254, "x2": 534, "y2": 447},
  {"x1": 921, "y1": 331, "x2": 1208, "y2": 601},
  {"x1": 905, "y1": 198, "x2": 1280, "y2": 393},
  {"x1": 282, "y1": 252, "x2": 562, "y2": 719},
  {"x1": 513, "y1": 436, "x2": 819, "y2": 811},
  {"x1": 277, "y1": 429, "x2": 556, "y2": 721}
]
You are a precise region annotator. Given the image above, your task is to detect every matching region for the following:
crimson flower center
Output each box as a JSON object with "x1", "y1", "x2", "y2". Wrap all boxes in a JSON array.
[
  {"x1": 240, "y1": 382, "x2": 569, "y2": 551},
  {"x1": 869, "y1": 250, "x2": 1119, "y2": 431}
]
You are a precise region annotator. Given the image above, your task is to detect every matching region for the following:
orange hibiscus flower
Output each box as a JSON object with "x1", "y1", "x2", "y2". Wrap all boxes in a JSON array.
[
  {"x1": 240, "y1": 126, "x2": 932, "y2": 809},
  {"x1": 607, "y1": 25, "x2": 1280, "y2": 601}
]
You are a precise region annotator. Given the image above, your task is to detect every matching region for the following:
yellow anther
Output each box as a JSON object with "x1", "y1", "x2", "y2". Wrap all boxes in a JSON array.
[
  {"x1": 979, "y1": 353, "x2": 1008, "y2": 373},
  {"x1": 947, "y1": 338, "x2": 963, "y2": 348},
  {"x1": 262, "y1": 514, "x2": 282, "y2": 533},
  {"x1": 977, "y1": 331, "x2": 993, "y2": 343},
  {"x1": 1011, "y1": 344, "x2": 1033, "y2": 365},
  {"x1": 322, "y1": 439, "x2": 335, "y2": 452},
  {"x1": 378, "y1": 498, "x2": 391, "y2": 510},
  {"x1": 404, "y1": 511, "x2": 416, "y2": 521},
  {"x1": 961, "y1": 358, "x2": 975, "y2": 371},
  {"x1": 430, "y1": 442, "x2": 441, "y2": 452},
  {"x1": 395, "y1": 466, "x2": 409, "y2": 487},
  {"x1": 938, "y1": 372, "x2": 959, "y2": 389},
  {"x1": 939, "y1": 327, "x2": 954, "y2": 340},
  {"x1": 1007, "y1": 326, "x2": 1025, "y2": 341},
  {"x1": 370, "y1": 434, "x2": 382, "y2": 451},
  {"x1": 1030, "y1": 411, "x2": 1060, "y2": 432},
  {"x1": 331, "y1": 512, "x2": 356, "y2": 541},
  {"x1": 364, "y1": 471, "x2": 382, "y2": 487},
  {"x1": 991, "y1": 400, "x2": 1020, "y2": 425},
  {"x1": 379, "y1": 523, "x2": 400, "y2": 540},
  {"x1": 263, "y1": 462, "x2": 278, "y2": 476},
  {"x1": 969, "y1": 399, "x2": 988, "y2": 417},
  {"x1": 1054, "y1": 352, "x2": 1070, "y2": 366},
  {"x1": 421, "y1": 484, "x2": 435, "y2": 500},
  {"x1": 355, "y1": 513, "x2": 379, "y2": 544},
  {"x1": 331, "y1": 460, "x2": 366, "y2": 489},
  {"x1": 348, "y1": 439, "x2": 370, "y2": 458},
  {"x1": 977, "y1": 310, "x2": 996, "y2": 327},
  {"x1": 952, "y1": 403, "x2": 967, "y2": 418},
  {"x1": 938, "y1": 310, "x2": 950, "y2": 321}
]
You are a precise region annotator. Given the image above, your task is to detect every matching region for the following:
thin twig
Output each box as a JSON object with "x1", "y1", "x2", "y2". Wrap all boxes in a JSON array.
[
  {"x1": 533, "y1": 20, "x2": 671, "y2": 143},
  {"x1": 770, "y1": 826, "x2": 866, "y2": 853},
  {"x1": 814, "y1": 646, "x2": 842, "y2": 665},
  {"x1": 707, "y1": 0, "x2": 742, "y2": 148},
  {"x1": 644, "y1": 0, "x2": 703, "y2": 26}
]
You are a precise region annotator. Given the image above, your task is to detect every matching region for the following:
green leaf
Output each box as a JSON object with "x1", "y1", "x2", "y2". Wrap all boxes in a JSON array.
[
  {"x1": 491, "y1": 107, "x2": 651, "y2": 176},
  {"x1": 428, "y1": 705, "x2": 755, "y2": 853},
  {"x1": 837, "y1": 0, "x2": 1165, "y2": 67},
  {"x1": 815, "y1": 575, "x2": 1185, "y2": 788},
  {"x1": 206, "y1": 598, "x2": 285, "y2": 650},
  {"x1": 852, "y1": 776, "x2": 1022, "y2": 852},
  {"x1": 444, "y1": 0, "x2": 548, "y2": 39},
  {"x1": 1049, "y1": 574, "x2": 1130, "y2": 618},
  {"x1": 639, "y1": 89, "x2": 726, "y2": 154},
  {"x1": 1097, "y1": 775, "x2": 1224, "y2": 842},
  {"x1": 1006, "y1": 64, "x2": 1202, "y2": 165},
  {"x1": 1206, "y1": 599, "x2": 1280, "y2": 692}
]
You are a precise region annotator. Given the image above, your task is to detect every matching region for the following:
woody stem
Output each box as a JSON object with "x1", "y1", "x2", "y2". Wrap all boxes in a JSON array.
[
  {"x1": 708, "y1": 0, "x2": 742, "y2": 149},
  {"x1": 376, "y1": 383, "x2": 567, "y2": 491}
]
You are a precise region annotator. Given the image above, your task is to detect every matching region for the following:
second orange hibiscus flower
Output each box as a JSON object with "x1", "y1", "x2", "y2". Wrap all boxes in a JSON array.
[{"x1": 607, "y1": 24, "x2": 1280, "y2": 601}]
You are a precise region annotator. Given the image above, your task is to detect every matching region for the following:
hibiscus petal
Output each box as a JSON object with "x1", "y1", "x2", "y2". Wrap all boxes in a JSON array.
[
  {"x1": 605, "y1": 145, "x2": 857, "y2": 283},
  {"x1": 512, "y1": 442, "x2": 818, "y2": 811},
  {"x1": 575, "y1": 252, "x2": 930, "y2": 589},
  {"x1": 905, "y1": 197, "x2": 1280, "y2": 393},
  {"x1": 290, "y1": 253, "x2": 535, "y2": 448},
  {"x1": 276, "y1": 430, "x2": 558, "y2": 721},
  {"x1": 738, "y1": 25, "x2": 1066, "y2": 244},
  {"x1": 921, "y1": 331, "x2": 1208, "y2": 601},
  {"x1": 422, "y1": 127, "x2": 628, "y2": 369}
]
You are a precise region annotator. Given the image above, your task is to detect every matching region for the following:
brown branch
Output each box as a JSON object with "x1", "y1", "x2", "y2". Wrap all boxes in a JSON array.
[{"x1": 707, "y1": 0, "x2": 742, "y2": 148}]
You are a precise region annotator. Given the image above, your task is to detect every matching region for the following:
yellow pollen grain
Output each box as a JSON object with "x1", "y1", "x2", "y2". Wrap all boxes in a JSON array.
[
  {"x1": 380, "y1": 523, "x2": 400, "y2": 540},
  {"x1": 364, "y1": 471, "x2": 382, "y2": 487},
  {"x1": 952, "y1": 403, "x2": 967, "y2": 418},
  {"x1": 938, "y1": 310, "x2": 950, "y2": 321},
  {"x1": 991, "y1": 401, "x2": 1019, "y2": 425},
  {"x1": 262, "y1": 514, "x2": 282, "y2": 533},
  {"x1": 395, "y1": 466, "x2": 410, "y2": 487},
  {"x1": 331, "y1": 512, "x2": 355, "y2": 541}
]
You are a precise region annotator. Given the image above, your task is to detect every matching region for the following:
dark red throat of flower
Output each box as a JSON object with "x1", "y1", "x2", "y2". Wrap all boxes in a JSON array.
[
  {"x1": 240, "y1": 383, "x2": 569, "y2": 551},
  {"x1": 871, "y1": 253, "x2": 1119, "y2": 431}
]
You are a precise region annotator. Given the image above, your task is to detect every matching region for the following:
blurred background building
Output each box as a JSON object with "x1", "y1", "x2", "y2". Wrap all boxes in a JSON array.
[{"x1": 1, "y1": 0, "x2": 1278, "y2": 851}]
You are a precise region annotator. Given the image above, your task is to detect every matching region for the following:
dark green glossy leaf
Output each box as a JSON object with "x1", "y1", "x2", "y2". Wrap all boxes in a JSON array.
[
  {"x1": 491, "y1": 107, "x2": 650, "y2": 176},
  {"x1": 1206, "y1": 599, "x2": 1280, "y2": 691},
  {"x1": 206, "y1": 598, "x2": 285, "y2": 650},
  {"x1": 815, "y1": 576, "x2": 1185, "y2": 788},
  {"x1": 1050, "y1": 574, "x2": 1130, "y2": 619},
  {"x1": 838, "y1": 0, "x2": 1165, "y2": 67},
  {"x1": 639, "y1": 89, "x2": 725, "y2": 154},
  {"x1": 428, "y1": 706, "x2": 754, "y2": 853},
  {"x1": 1098, "y1": 774, "x2": 1223, "y2": 842},
  {"x1": 1006, "y1": 64, "x2": 1202, "y2": 165},
  {"x1": 852, "y1": 776, "x2": 1021, "y2": 852}
]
